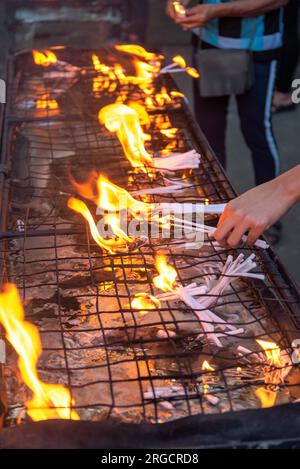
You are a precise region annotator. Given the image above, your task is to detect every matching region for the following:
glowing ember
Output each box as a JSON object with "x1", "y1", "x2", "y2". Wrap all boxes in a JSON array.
[
  {"x1": 32, "y1": 49, "x2": 57, "y2": 67},
  {"x1": 202, "y1": 361, "x2": 215, "y2": 372},
  {"x1": 36, "y1": 95, "x2": 58, "y2": 110},
  {"x1": 256, "y1": 339, "x2": 281, "y2": 367},
  {"x1": 99, "y1": 103, "x2": 153, "y2": 172},
  {"x1": 255, "y1": 387, "x2": 277, "y2": 408},
  {"x1": 160, "y1": 128, "x2": 178, "y2": 138},
  {"x1": 0, "y1": 284, "x2": 79, "y2": 422},
  {"x1": 153, "y1": 255, "x2": 178, "y2": 293},
  {"x1": 91, "y1": 54, "x2": 119, "y2": 95},
  {"x1": 115, "y1": 44, "x2": 164, "y2": 62},
  {"x1": 92, "y1": 54, "x2": 110, "y2": 74},
  {"x1": 131, "y1": 293, "x2": 161, "y2": 316}
]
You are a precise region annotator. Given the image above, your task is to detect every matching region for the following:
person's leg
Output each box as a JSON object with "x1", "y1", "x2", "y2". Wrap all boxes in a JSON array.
[
  {"x1": 277, "y1": 0, "x2": 299, "y2": 94},
  {"x1": 237, "y1": 61, "x2": 280, "y2": 186},
  {"x1": 193, "y1": 79, "x2": 230, "y2": 168}
]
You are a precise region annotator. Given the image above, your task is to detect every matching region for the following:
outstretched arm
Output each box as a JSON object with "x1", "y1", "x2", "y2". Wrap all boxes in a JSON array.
[
  {"x1": 214, "y1": 165, "x2": 300, "y2": 248},
  {"x1": 175, "y1": 0, "x2": 288, "y2": 29}
]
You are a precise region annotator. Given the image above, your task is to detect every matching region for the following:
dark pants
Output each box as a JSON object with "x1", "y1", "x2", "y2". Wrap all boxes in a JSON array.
[
  {"x1": 277, "y1": 0, "x2": 299, "y2": 93},
  {"x1": 194, "y1": 61, "x2": 280, "y2": 185}
]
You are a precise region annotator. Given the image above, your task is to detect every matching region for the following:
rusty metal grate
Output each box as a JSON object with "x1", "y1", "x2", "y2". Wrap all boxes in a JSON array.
[{"x1": 1, "y1": 47, "x2": 300, "y2": 428}]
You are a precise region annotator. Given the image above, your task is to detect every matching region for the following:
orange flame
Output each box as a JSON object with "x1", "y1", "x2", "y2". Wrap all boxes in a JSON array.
[
  {"x1": 133, "y1": 58, "x2": 160, "y2": 81},
  {"x1": 33, "y1": 49, "x2": 57, "y2": 67},
  {"x1": 255, "y1": 387, "x2": 277, "y2": 408},
  {"x1": 98, "y1": 103, "x2": 153, "y2": 172},
  {"x1": 97, "y1": 175, "x2": 151, "y2": 215},
  {"x1": 256, "y1": 339, "x2": 281, "y2": 367},
  {"x1": 69, "y1": 170, "x2": 98, "y2": 202},
  {"x1": 173, "y1": 55, "x2": 187, "y2": 68},
  {"x1": 91, "y1": 55, "x2": 119, "y2": 95},
  {"x1": 68, "y1": 174, "x2": 151, "y2": 253},
  {"x1": 131, "y1": 293, "x2": 161, "y2": 316},
  {"x1": 186, "y1": 67, "x2": 200, "y2": 79},
  {"x1": 0, "y1": 284, "x2": 79, "y2": 421},
  {"x1": 67, "y1": 197, "x2": 125, "y2": 254},
  {"x1": 115, "y1": 44, "x2": 164, "y2": 62},
  {"x1": 153, "y1": 255, "x2": 178, "y2": 292},
  {"x1": 36, "y1": 95, "x2": 58, "y2": 110},
  {"x1": 173, "y1": 1, "x2": 186, "y2": 16},
  {"x1": 202, "y1": 360, "x2": 215, "y2": 372}
]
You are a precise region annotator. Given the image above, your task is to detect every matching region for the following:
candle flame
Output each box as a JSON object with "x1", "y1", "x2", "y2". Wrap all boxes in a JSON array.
[
  {"x1": 153, "y1": 255, "x2": 178, "y2": 293},
  {"x1": 67, "y1": 197, "x2": 119, "y2": 254},
  {"x1": 186, "y1": 67, "x2": 200, "y2": 79},
  {"x1": 0, "y1": 284, "x2": 79, "y2": 421},
  {"x1": 256, "y1": 339, "x2": 281, "y2": 367},
  {"x1": 202, "y1": 360, "x2": 215, "y2": 372},
  {"x1": 98, "y1": 103, "x2": 153, "y2": 172},
  {"x1": 172, "y1": 55, "x2": 186, "y2": 68},
  {"x1": 68, "y1": 174, "x2": 152, "y2": 253},
  {"x1": 97, "y1": 175, "x2": 151, "y2": 214},
  {"x1": 173, "y1": 1, "x2": 186, "y2": 16},
  {"x1": 131, "y1": 293, "x2": 161, "y2": 316},
  {"x1": 115, "y1": 44, "x2": 164, "y2": 62},
  {"x1": 33, "y1": 49, "x2": 57, "y2": 67}
]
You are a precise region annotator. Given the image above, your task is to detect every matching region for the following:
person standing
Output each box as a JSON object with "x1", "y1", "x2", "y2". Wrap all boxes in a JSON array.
[
  {"x1": 166, "y1": 0, "x2": 287, "y2": 186},
  {"x1": 167, "y1": 0, "x2": 288, "y2": 243},
  {"x1": 273, "y1": 0, "x2": 300, "y2": 113}
]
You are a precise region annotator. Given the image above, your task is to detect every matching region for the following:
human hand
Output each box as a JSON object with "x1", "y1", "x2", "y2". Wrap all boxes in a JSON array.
[
  {"x1": 176, "y1": 4, "x2": 218, "y2": 29},
  {"x1": 214, "y1": 178, "x2": 292, "y2": 248}
]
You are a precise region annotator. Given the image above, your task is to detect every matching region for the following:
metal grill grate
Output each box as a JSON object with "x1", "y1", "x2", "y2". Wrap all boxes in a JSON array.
[{"x1": 1, "y1": 48, "x2": 300, "y2": 426}]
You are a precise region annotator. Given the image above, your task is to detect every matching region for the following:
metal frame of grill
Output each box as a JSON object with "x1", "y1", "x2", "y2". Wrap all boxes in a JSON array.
[{"x1": 0, "y1": 47, "x2": 300, "y2": 448}]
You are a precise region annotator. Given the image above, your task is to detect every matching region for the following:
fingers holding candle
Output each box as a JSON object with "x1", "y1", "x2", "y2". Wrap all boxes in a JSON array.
[
  {"x1": 175, "y1": 4, "x2": 218, "y2": 29},
  {"x1": 213, "y1": 170, "x2": 300, "y2": 248}
]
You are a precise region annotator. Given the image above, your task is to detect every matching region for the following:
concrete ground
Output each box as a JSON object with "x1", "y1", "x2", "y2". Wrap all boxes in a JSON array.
[{"x1": 0, "y1": 0, "x2": 299, "y2": 285}]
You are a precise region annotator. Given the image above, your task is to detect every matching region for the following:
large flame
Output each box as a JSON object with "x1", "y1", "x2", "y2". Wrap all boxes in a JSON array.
[
  {"x1": 68, "y1": 175, "x2": 151, "y2": 253},
  {"x1": 97, "y1": 175, "x2": 151, "y2": 214},
  {"x1": 153, "y1": 255, "x2": 178, "y2": 293},
  {"x1": 0, "y1": 284, "x2": 79, "y2": 421},
  {"x1": 67, "y1": 197, "x2": 125, "y2": 254},
  {"x1": 33, "y1": 49, "x2": 57, "y2": 67},
  {"x1": 115, "y1": 44, "x2": 163, "y2": 62},
  {"x1": 98, "y1": 103, "x2": 153, "y2": 172},
  {"x1": 256, "y1": 339, "x2": 281, "y2": 367}
]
